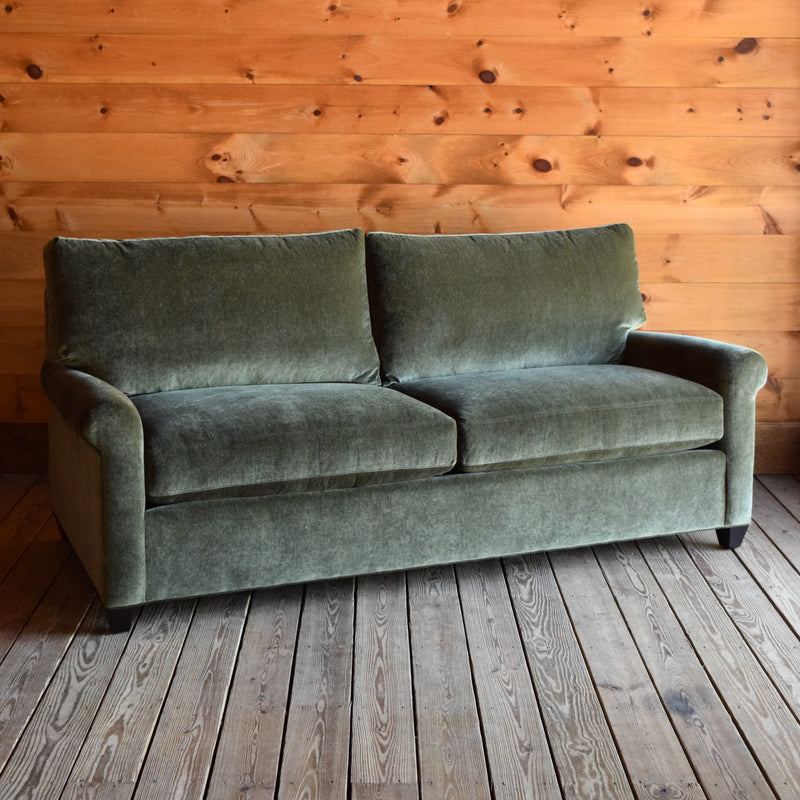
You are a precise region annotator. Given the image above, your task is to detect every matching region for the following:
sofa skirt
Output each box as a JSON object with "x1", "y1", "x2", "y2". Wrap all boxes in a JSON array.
[{"x1": 142, "y1": 448, "x2": 726, "y2": 604}]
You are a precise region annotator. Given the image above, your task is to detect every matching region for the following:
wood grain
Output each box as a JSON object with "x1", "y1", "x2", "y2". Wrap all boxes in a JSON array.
[
  {"x1": 751, "y1": 479, "x2": 800, "y2": 569},
  {"x1": 754, "y1": 422, "x2": 800, "y2": 473},
  {"x1": 640, "y1": 536, "x2": 800, "y2": 796},
  {"x1": 2, "y1": 35, "x2": 797, "y2": 88},
  {"x1": 635, "y1": 234, "x2": 800, "y2": 283},
  {"x1": 0, "y1": 0, "x2": 797, "y2": 466},
  {"x1": 550, "y1": 547, "x2": 706, "y2": 800},
  {"x1": 2, "y1": 183, "x2": 797, "y2": 236},
  {"x1": 3, "y1": 133, "x2": 798, "y2": 185},
  {"x1": 58, "y1": 600, "x2": 194, "y2": 800},
  {"x1": 682, "y1": 529, "x2": 800, "y2": 718},
  {"x1": 504, "y1": 553, "x2": 634, "y2": 799},
  {"x1": 0, "y1": 518, "x2": 71, "y2": 662},
  {"x1": 758, "y1": 474, "x2": 800, "y2": 519},
  {"x1": 0, "y1": 375, "x2": 48, "y2": 423},
  {"x1": 278, "y1": 580, "x2": 355, "y2": 800},
  {"x1": 596, "y1": 542, "x2": 777, "y2": 800},
  {"x1": 4, "y1": 85, "x2": 798, "y2": 137},
  {"x1": 757, "y1": 378, "x2": 800, "y2": 421},
  {"x1": 351, "y1": 572, "x2": 417, "y2": 799},
  {"x1": 0, "y1": 555, "x2": 94, "y2": 774},
  {"x1": 456, "y1": 560, "x2": 561, "y2": 799},
  {"x1": 732, "y1": 518, "x2": 800, "y2": 637},
  {"x1": 0, "y1": 474, "x2": 50, "y2": 580},
  {"x1": 640, "y1": 283, "x2": 800, "y2": 331},
  {"x1": 133, "y1": 593, "x2": 249, "y2": 800},
  {"x1": 2, "y1": 478, "x2": 800, "y2": 795},
  {"x1": 407, "y1": 566, "x2": 491, "y2": 800},
  {"x1": 0, "y1": 600, "x2": 131, "y2": 800},
  {"x1": 206, "y1": 586, "x2": 302, "y2": 800},
  {"x1": 4, "y1": 0, "x2": 799, "y2": 37},
  {"x1": 0, "y1": 327, "x2": 45, "y2": 376}
]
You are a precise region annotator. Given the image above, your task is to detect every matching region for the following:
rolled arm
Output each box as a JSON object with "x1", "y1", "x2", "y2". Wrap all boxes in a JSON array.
[
  {"x1": 41, "y1": 361, "x2": 146, "y2": 609},
  {"x1": 623, "y1": 331, "x2": 768, "y2": 526}
]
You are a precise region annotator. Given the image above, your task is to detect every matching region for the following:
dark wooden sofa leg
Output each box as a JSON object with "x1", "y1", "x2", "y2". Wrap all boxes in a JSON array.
[
  {"x1": 716, "y1": 525, "x2": 748, "y2": 550},
  {"x1": 105, "y1": 607, "x2": 136, "y2": 634}
]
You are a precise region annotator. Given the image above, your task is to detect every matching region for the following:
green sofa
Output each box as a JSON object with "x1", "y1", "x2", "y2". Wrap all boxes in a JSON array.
[{"x1": 41, "y1": 224, "x2": 768, "y2": 632}]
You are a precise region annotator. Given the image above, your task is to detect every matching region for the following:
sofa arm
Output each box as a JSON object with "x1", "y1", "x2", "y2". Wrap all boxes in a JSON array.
[
  {"x1": 623, "y1": 331, "x2": 768, "y2": 527},
  {"x1": 41, "y1": 360, "x2": 146, "y2": 609}
]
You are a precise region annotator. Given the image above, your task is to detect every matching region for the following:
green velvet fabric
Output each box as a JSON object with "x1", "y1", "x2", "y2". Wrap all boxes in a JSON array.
[
  {"x1": 392, "y1": 365, "x2": 723, "y2": 472},
  {"x1": 623, "y1": 332, "x2": 768, "y2": 526},
  {"x1": 143, "y1": 449, "x2": 726, "y2": 603},
  {"x1": 41, "y1": 361, "x2": 146, "y2": 608},
  {"x1": 44, "y1": 229, "x2": 380, "y2": 395},
  {"x1": 365, "y1": 224, "x2": 646, "y2": 382},
  {"x1": 131, "y1": 383, "x2": 457, "y2": 505}
]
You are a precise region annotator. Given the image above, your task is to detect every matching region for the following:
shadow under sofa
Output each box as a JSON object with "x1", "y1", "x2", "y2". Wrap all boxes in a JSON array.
[{"x1": 41, "y1": 224, "x2": 768, "y2": 632}]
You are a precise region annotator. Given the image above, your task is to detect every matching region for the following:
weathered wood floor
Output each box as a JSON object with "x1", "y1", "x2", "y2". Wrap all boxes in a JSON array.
[{"x1": 1, "y1": 475, "x2": 800, "y2": 800}]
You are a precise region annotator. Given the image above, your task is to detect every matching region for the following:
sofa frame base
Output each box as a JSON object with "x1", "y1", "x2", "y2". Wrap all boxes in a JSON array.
[{"x1": 103, "y1": 523, "x2": 750, "y2": 634}]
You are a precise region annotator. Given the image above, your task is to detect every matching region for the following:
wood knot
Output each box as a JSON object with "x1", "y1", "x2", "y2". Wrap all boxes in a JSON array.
[
  {"x1": 735, "y1": 38, "x2": 758, "y2": 55},
  {"x1": 627, "y1": 157, "x2": 644, "y2": 167},
  {"x1": 446, "y1": 3, "x2": 459, "y2": 13},
  {"x1": 26, "y1": 64, "x2": 43, "y2": 80},
  {"x1": 532, "y1": 158, "x2": 552, "y2": 173},
  {"x1": 478, "y1": 70, "x2": 496, "y2": 84}
]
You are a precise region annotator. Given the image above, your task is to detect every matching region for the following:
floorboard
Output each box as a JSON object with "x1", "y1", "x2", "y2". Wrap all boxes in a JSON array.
[
  {"x1": 0, "y1": 476, "x2": 799, "y2": 799},
  {"x1": 351, "y1": 572, "x2": 417, "y2": 800},
  {"x1": 551, "y1": 547, "x2": 706, "y2": 800}
]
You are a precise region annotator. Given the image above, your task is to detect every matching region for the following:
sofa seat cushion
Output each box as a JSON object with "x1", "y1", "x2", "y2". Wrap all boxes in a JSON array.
[
  {"x1": 132, "y1": 383, "x2": 457, "y2": 505},
  {"x1": 392, "y1": 365, "x2": 723, "y2": 472}
]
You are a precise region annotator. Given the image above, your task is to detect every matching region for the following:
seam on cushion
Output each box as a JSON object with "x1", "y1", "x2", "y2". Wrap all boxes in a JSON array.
[
  {"x1": 451, "y1": 396, "x2": 722, "y2": 425},
  {"x1": 462, "y1": 435, "x2": 723, "y2": 471},
  {"x1": 147, "y1": 460, "x2": 457, "y2": 504}
]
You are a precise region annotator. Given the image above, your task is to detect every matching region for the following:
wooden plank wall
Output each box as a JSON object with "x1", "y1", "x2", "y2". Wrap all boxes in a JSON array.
[{"x1": 1, "y1": 0, "x2": 799, "y2": 472}]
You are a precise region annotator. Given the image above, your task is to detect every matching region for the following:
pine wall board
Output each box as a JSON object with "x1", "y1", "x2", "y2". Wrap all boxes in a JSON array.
[{"x1": 1, "y1": 0, "x2": 798, "y2": 472}]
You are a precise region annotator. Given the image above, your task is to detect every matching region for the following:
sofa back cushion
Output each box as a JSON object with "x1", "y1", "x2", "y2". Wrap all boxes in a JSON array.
[
  {"x1": 365, "y1": 224, "x2": 646, "y2": 382},
  {"x1": 45, "y1": 229, "x2": 381, "y2": 394}
]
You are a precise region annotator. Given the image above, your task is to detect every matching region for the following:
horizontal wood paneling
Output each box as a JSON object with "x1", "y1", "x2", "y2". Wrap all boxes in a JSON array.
[
  {"x1": 2, "y1": 184, "x2": 798, "y2": 235},
  {"x1": 640, "y1": 283, "x2": 800, "y2": 330},
  {"x1": 2, "y1": 35, "x2": 798, "y2": 87},
  {"x1": 755, "y1": 423, "x2": 800, "y2": 473},
  {"x1": 2, "y1": 133, "x2": 798, "y2": 185},
  {"x1": 2, "y1": 86, "x2": 798, "y2": 137},
  {"x1": 4, "y1": 0, "x2": 800, "y2": 37},
  {"x1": 635, "y1": 234, "x2": 800, "y2": 282},
  {"x1": 0, "y1": 0, "x2": 797, "y2": 471}
]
